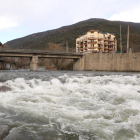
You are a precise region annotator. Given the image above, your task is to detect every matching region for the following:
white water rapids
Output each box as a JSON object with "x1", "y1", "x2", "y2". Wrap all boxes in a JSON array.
[{"x1": 0, "y1": 71, "x2": 140, "y2": 140}]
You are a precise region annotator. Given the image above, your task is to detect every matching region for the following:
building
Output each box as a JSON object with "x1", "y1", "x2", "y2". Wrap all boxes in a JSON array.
[
  {"x1": 76, "y1": 30, "x2": 117, "y2": 53},
  {"x1": 0, "y1": 42, "x2": 2, "y2": 50}
]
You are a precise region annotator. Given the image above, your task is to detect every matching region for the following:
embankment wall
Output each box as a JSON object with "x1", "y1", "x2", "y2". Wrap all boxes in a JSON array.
[{"x1": 84, "y1": 53, "x2": 140, "y2": 71}]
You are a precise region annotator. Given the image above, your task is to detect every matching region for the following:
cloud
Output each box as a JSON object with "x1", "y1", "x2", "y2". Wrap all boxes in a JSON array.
[
  {"x1": 0, "y1": 0, "x2": 55, "y2": 20},
  {"x1": 0, "y1": 16, "x2": 19, "y2": 30},
  {"x1": 109, "y1": 5, "x2": 140, "y2": 23},
  {"x1": 0, "y1": 0, "x2": 59, "y2": 31},
  {"x1": 0, "y1": 0, "x2": 140, "y2": 43}
]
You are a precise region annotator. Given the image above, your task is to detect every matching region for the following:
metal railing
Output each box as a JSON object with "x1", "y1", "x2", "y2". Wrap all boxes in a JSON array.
[
  {"x1": 0, "y1": 48, "x2": 85, "y2": 55},
  {"x1": 98, "y1": 37, "x2": 104, "y2": 39},
  {"x1": 88, "y1": 37, "x2": 98, "y2": 40}
]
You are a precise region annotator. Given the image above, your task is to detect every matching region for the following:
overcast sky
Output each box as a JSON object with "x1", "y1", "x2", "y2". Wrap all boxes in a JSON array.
[{"x1": 0, "y1": 0, "x2": 140, "y2": 43}]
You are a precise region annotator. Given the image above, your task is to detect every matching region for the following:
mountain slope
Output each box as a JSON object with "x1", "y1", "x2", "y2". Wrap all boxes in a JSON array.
[{"x1": 5, "y1": 18, "x2": 140, "y2": 52}]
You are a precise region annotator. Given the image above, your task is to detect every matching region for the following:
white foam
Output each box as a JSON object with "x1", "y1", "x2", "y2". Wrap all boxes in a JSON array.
[{"x1": 0, "y1": 74, "x2": 140, "y2": 139}]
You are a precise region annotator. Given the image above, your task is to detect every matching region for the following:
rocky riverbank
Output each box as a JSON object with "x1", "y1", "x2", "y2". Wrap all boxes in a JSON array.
[{"x1": 0, "y1": 57, "x2": 73, "y2": 71}]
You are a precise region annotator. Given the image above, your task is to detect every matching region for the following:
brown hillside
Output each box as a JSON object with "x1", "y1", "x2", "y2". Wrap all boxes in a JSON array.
[{"x1": 5, "y1": 18, "x2": 140, "y2": 52}]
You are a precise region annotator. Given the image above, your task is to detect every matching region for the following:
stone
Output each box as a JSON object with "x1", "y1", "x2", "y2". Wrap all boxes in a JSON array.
[
  {"x1": 0, "y1": 86, "x2": 12, "y2": 92},
  {"x1": 0, "y1": 125, "x2": 10, "y2": 140}
]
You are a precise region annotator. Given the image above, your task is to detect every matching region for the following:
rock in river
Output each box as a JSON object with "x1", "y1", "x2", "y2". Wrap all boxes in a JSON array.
[
  {"x1": 0, "y1": 125, "x2": 10, "y2": 140},
  {"x1": 0, "y1": 86, "x2": 12, "y2": 92}
]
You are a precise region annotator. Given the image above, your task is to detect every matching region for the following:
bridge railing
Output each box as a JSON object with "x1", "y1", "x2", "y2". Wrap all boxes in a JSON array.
[{"x1": 0, "y1": 48, "x2": 83, "y2": 54}]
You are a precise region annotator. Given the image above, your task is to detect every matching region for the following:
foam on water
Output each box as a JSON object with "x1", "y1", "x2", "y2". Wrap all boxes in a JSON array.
[{"x1": 0, "y1": 72, "x2": 140, "y2": 140}]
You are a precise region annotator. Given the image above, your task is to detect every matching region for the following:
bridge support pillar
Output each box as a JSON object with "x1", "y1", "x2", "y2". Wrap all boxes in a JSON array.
[
  {"x1": 30, "y1": 56, "x2": 38, "y2": 71},
  {"x1": 73, "y1": 56, "x2": 85, "y2": 71}
]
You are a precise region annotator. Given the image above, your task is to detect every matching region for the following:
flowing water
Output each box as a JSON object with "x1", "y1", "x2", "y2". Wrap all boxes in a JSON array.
[{"x1": 0, "y1": 70, "x2": 140, "y2": 140}]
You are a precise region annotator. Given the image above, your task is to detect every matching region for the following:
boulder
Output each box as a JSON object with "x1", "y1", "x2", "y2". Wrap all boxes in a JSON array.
[
  {"x1": 0, "y1": 86, "x2": 12, "y2": 92},
  {"x1": 0, "y1": 125, "x2": 10, "y2": 140}
]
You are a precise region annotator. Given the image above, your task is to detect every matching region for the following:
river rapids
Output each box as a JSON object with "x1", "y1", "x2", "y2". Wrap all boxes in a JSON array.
[{"x1": 0, "y1": 71, "x2": 140, "y2": 140}]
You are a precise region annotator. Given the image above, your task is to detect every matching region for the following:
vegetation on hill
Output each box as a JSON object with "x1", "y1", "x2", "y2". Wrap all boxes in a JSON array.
[{"x1": 5, "y1": 18, "x2": 140, "y2": 52}]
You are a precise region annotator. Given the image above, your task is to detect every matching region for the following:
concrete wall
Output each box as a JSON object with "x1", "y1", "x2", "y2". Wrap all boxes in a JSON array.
[
  {"x1": 84, "y1": 53, "x2": 140, "y2": 71},
  {"x1": 73, "y1": 56, "x2": 85, "y2": 71}
]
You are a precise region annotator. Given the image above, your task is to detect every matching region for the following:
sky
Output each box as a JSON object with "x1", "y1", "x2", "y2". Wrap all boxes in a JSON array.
[{"x1": 0, "y1": 0, "x2": 140, "y2": 43}]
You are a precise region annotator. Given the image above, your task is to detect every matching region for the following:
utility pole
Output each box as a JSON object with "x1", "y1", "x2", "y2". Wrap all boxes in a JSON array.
[
  {"x1": 127, "y1": 25, "x2": 129, "y2": 53},
  {"x1": 120, "y1": 25, "x2": 122, "y2": 53},
  {"x1": 132, "y1": 33, "x2": 134, "y2": 53},
  {"x1": 66, "y1": 41, "x2": 68, "y2": 53}
]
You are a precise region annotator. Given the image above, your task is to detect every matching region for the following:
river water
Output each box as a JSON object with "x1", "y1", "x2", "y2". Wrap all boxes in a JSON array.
[{"x1": 0, "y1": 70, "x2": 140, "y2": 140}]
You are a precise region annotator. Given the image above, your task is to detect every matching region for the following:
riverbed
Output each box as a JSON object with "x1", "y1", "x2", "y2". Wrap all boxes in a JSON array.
[{"x1": 0, "y1": 70, "x2": 140, "y2": 140}]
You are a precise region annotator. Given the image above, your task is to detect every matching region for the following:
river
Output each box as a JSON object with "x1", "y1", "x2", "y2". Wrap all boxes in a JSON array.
[{"x1": 0, "y1": 70, "x2": 140, "y2": 140}]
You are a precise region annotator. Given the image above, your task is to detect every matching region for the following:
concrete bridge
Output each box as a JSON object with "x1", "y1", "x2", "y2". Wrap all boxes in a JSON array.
[
  {"x1": 0, "y1": 50, "x2": 84, "y2": 71},
  {"x1": 1, "y1": 50, "x2": 140, "y2": 72}
]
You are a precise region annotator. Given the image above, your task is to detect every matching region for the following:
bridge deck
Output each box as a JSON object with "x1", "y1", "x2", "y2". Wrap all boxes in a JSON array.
[{"x1": 0, "y1": 50, "x2": 83, "y2": 59}]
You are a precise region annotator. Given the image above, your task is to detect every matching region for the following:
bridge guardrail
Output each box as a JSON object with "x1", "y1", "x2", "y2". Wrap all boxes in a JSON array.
[{"x1": 0, "y1": 48, "x2": 83, "y2": 55}]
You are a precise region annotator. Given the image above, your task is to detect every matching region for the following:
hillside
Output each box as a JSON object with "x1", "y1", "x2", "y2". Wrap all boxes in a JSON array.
[{"x1": 5, "y1": 18, "x2": 140, "y2": 52}]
